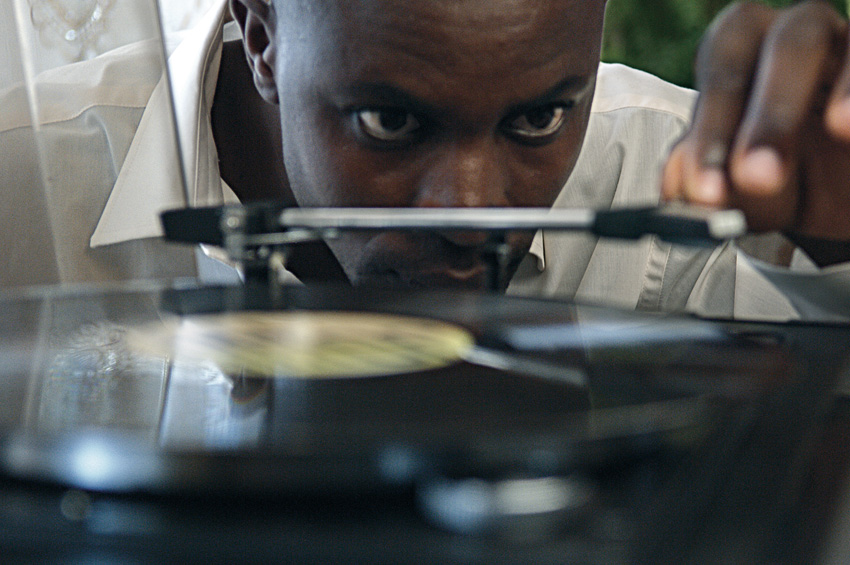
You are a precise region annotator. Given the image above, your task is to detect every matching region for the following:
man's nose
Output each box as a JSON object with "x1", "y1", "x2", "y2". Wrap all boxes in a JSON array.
[{"x1": 415, "y1": 140, "x2": 511, "y2": 246}]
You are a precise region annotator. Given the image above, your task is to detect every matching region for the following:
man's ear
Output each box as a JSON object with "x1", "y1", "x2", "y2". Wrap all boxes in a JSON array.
[{"x1": 229, "y1": 0, "x2": 279, "y2": 104}]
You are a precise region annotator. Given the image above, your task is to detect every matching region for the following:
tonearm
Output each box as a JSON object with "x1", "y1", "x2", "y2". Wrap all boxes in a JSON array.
[{"x1": 161, "y1": 203, "x2": 746, "y2": 291}]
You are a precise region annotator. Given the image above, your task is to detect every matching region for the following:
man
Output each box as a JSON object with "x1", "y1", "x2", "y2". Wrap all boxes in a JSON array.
[
  {"x1": 220, "y1": 0, "x2": 850, "y2": 318},
  {"x1": 3, "y1": 0, "x2": 850, "y2": 320}
]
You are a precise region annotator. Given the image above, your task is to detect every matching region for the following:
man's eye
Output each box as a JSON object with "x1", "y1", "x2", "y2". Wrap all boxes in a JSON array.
[
  {"x1": 355, "y1": 109, "x2": 421, "y2": 142},
  {"x1": 505, "y1": 104, "x2": 571, "y2": 140}
]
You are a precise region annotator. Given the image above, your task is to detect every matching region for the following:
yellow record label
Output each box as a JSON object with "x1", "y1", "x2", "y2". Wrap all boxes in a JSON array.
[{"x1": 127, "y1": 311, "x2": 474, "y2": 379}]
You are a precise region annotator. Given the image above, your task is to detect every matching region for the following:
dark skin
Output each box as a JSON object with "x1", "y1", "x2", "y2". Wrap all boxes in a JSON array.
[
  {"x1": 218, "y1": 0, "x2": 850, "y2": 292},
  {"x1": 212, "y1": 40, "x2": 345, "y2": 281}
]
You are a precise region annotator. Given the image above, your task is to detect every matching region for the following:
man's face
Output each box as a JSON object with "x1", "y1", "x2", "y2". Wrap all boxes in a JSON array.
[{"x1": 272, "y1": 0, "x2": 605, "y2": 288}]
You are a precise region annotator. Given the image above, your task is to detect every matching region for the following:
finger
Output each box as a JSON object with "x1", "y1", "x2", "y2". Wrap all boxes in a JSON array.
[
  {"x1": 667, "y1": 2, "x2": 775, "y2": 206},
  {"x1": 661, "y1": 139, "x2": 727, "y2": 205},
  {"x1": 729, "y1": 1, "x2": 847, "y2": 198},
  {"x1": 825, "y1": 19, "x2": 850, "y2": 140},
  {"x1": 661, "y1": 143, "x2": 685, "y2": 202}
]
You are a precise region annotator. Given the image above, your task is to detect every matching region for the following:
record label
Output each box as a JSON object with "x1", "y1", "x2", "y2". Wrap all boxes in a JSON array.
[{"x1": 127, "y1": 311, "x2": 474, "y2": 379}]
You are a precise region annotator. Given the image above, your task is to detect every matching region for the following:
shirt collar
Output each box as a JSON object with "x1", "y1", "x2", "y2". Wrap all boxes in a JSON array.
[
  {"x1": 529, "y1": 230, "x2": 546, "y2": 271},
  {"x1": 90, "y1": 0, "x2": 228, "y2": 248}
]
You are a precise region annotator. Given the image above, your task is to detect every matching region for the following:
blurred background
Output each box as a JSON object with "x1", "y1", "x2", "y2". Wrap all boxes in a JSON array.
[{"x1": 602, "y1": 0, "x2": 850, "y2": 88}]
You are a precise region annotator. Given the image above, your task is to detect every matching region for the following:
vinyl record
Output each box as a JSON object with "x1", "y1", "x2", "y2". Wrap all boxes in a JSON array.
[{"x1": 0, "y1": 282, "x2": 785, "y2": 496}]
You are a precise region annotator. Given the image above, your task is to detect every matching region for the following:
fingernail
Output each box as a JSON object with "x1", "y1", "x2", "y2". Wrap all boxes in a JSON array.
[
  {"x1": 735, "y1": 147, "x2": 784, "y2": 195},
  {"x1": 696, "y1": 169, "x2": 725, "y2": 204}
]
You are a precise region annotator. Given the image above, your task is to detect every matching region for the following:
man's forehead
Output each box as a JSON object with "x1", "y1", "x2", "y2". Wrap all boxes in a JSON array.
[
  {"x1": 275, "y1": 0, "x2": 605, "y2": 72},
  {"x1": 276, "y1": 0, "x2": 603, "y2": 32},
  {"x1": 275, "y1": 0, "x2": 593, "y2": 11}
]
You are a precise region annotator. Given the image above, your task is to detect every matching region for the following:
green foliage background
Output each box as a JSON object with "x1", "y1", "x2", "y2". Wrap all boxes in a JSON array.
[{"x1": 601, "y1": 0, "x2": 849, "y2": 88}]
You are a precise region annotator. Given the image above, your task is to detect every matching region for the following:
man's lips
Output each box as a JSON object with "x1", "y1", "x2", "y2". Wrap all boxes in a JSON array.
[
  {"x1": 402, "y1": 263, "x2": 489, "y2": 288},
  {"x1": 341, "y1": 230, "x2": 533, "y2": 289},
  {"x1": 355, "y1": 255, "x2": 489, "y2": 288}
]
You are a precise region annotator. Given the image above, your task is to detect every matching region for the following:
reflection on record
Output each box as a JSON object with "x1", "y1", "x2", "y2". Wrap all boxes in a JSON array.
[{"x1": 127, "y1": 312, "x2": 474, "y2": 379}]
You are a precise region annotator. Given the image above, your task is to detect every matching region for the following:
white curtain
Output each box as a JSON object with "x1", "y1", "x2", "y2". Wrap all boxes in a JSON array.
[
  {"x1": 159, "y1": 0, "x2": 221, "y2": 35},
  {"x1": 1, "y1": 0, "x2": 220, "y2": 75}
]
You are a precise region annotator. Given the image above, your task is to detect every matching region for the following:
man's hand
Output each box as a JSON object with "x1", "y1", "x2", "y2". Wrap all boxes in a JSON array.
[{"x1": 662, "y1": 1, "x2": 850, "y2": 264}]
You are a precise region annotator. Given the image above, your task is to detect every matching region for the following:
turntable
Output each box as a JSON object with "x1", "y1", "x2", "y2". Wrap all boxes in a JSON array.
[
  {"x1": 0, "y1": 269, "x2": 848, "y2": 563},
  {"x1": 0, "y1": 191, "x2": 845, "y2": 563},
  {"x1": 3, "y1": 4, "x2": 850, "y2": 561}
]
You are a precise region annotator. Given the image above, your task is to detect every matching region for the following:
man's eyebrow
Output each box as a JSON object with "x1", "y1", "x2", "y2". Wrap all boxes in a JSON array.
[
  {"x1": 510, "y1": 76, "x2": 595, "y2": 113},
  {"x1": 340, "y1": 75, "x2": 594, "y2": 114},
  {"x1": 341, "y1": 83, "x2": 439, "y2": 115}
]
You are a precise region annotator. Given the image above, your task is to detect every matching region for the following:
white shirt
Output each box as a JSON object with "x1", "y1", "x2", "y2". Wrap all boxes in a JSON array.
[{"x1": 2, "y1": 0, "x2": 849, "y2": 321}]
